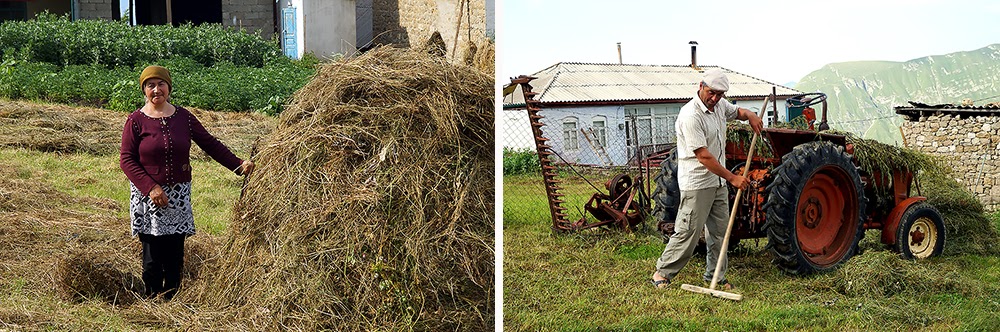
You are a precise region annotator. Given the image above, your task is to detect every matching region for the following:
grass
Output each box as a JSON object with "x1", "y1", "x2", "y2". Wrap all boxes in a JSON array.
[
  {"x1": 503, "y1": 173, "x2": 1000, "y2": 331},
  {"x1": 0, "y1": 148, "x2": 241, "y2": 235}
]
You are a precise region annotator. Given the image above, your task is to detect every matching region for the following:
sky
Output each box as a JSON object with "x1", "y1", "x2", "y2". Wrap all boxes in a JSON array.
[{"x1": 498, "y1": 0, "x2": 1000, "y2": 86}]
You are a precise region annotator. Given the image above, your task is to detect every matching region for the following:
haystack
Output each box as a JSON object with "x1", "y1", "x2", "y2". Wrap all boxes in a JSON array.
[
  {"x1": 474, "y1": 39, "x2": 494, "y2": 75},
  {"x1": 197, "y1": 46, "x2": 494, "y2": 330}
]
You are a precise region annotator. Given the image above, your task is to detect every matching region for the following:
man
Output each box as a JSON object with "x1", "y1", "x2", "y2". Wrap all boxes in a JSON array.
[{"x1": 650, "y1": 69, "x2": 762, "y2": 290}]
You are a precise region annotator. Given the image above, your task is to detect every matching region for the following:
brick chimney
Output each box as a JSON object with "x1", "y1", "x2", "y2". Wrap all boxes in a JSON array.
[{"x1": 689, "y1": 41, "x2": 699, "y2": 70}]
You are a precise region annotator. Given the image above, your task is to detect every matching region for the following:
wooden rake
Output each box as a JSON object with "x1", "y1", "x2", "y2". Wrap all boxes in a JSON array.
[{"x1": 680, "y1": 96, "x2": 770, "y2": 301}]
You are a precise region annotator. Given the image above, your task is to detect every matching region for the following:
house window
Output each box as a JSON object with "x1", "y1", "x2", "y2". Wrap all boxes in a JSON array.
[
  {"x1": 625, "y1": 106, "x2": 680, "y2": 159},
  {"x1": 562, "y1": 117, "x2": 579, "y2": 150},
  {"x1": 626, "y1": 106, "x2": 678, "y2": 146},
  {"x1": 592, "y1": 116, "x2": 607, "y2": 147}
]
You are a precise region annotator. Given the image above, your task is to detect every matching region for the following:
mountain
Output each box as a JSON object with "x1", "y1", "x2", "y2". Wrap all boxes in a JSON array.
[{"x1": 795, "y1": 44, "x2": 1000, "y2": 145}]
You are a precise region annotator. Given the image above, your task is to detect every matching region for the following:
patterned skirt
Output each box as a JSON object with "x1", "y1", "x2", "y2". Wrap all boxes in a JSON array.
[{"x1": 129, "y1": 182, "x2": 195, "y2": 236}]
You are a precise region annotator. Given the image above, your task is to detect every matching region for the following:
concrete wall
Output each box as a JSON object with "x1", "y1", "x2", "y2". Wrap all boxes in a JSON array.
[
  {"x1": 222, "y1": 0, "x2": 275, "y2": 40},
  {"x1": 372, "y1": 0, "x2": 488, "y2": 62},
  {"x1": 77, "y1": 0, "x2": 114, "y2": 20},
  {"x1": 305, "y1": 0, "x2": 356, "y2": 58},
  {"x1": 902, "y1": 113, "x2": 1000, "y2": 211}
]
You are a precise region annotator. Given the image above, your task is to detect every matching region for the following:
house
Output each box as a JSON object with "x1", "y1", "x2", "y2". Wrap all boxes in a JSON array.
[
  {"x1": 503, "y1": 47, "x2": 801, "y2": 166},
  {"x1": 0, "y1": 0, "x2": 493, "y2": 62},
  {"x1": 896, "y1": 102, "x2": 1000, "y2": 211}
]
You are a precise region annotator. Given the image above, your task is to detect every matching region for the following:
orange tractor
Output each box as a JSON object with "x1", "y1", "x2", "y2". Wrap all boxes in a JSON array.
[{"x1": 652, "y1": 93, "x2": 946, "y2": 274}]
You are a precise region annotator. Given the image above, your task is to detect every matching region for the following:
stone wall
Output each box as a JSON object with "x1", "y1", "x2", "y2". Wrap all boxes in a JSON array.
[
  {"x1": 901, "y1": 113, "x2": 1000, "y2": 211},
  {"x1": 222, "y1": 0, "x2": 275, "y2": 40},
  {"x1": 372, "y1": 0, "x2": 488, "y2": 62},
  {"x1": 77, "y1": 0, "x2": 113, "y2": 20}
]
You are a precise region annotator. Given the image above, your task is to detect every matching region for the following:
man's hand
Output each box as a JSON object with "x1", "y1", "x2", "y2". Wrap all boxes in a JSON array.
[
  {"x1": 747, "y1": 111, "x2": 763, "y2": 133},
  {"x1": 149, "y1": 184, "x2": 168, "y2": 207},
  {"x1": 738, "y1": 108, "x2": 764, "y2": 133},
  {"x1": 728, "y1": 174, "x2": 749, "y2": 190}
]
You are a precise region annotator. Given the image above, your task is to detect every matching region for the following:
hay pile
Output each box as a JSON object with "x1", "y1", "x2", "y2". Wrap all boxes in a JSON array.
[{"x1": 194, "y1": 46, "x2": 494, "y2": 330}]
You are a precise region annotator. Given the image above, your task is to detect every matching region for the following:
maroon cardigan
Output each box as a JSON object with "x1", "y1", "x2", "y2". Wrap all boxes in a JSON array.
[{"x1": 120, "y1": 106, "x2": 243, "y2": 195}]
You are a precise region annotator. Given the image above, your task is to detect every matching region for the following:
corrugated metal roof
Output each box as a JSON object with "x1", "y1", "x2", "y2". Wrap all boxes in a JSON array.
[{"x1": 503, "y1": 62, "x2": 802, "y2": 108}]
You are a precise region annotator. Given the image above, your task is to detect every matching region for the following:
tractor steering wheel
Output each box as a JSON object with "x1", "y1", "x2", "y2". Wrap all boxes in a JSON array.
[{"x1": 787, "y1": 92, "x2": 827, "y2": 108}]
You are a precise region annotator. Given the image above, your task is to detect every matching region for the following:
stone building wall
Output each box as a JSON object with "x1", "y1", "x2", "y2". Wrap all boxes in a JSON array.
[
  {"x1": 222, "y1": 0, "x2": 276, "y2": 40},
  {"x1": 77, "y1": 0, "x2": 113, "y2": 20},
  {"x1": 372, "y1": 0, "x2": 488, "y2": 62},
  {"x1": 901, "y1": 113, "x2": 1000, "y2": 211}
]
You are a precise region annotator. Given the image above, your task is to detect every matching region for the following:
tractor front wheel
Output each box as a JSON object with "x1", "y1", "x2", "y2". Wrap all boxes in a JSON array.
[
  {"x1": 652, "y1": 148, "x2": 681, "y2": 242},
  {"x1": 764, "y1": 141, "x2": 866, "y2": 275},
  {"x1": 895, "y1": 202, "x2": 945, "y2": 259}
]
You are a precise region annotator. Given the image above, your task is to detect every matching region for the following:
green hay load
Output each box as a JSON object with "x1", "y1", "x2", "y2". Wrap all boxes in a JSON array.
[{"x1": 725, "y1": 123, "x2": 998, "y2": 255}]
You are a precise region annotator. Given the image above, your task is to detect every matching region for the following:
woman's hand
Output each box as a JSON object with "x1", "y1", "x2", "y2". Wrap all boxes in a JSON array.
[
  {"x1": 149, "y1": 184, "x2": 168, "y2": 207},
  {"x1": 240, "y1": 160, "x2": 255, "y2": 176}
]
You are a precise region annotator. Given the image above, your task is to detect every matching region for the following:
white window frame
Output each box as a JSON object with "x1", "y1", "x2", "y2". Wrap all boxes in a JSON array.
[
  {"x1": 562, "y1": 116, "x2": 579, "y2": 151},
  {"x1": 591, "y1": 115, "x2": 607, "y2": 147}
]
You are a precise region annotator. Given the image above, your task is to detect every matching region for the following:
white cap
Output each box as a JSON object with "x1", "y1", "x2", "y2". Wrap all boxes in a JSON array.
[{"x1": 702, "y1": 69, "x2": 729, "y2": 92}]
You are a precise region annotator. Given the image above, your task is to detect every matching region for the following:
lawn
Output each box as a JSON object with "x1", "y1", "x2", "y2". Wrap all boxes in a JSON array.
[{"x1": 503, "y1": 173, "x2": 1000, "y2": 331}]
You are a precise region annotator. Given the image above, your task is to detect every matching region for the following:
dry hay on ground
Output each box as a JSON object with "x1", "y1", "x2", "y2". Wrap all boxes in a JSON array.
[
  {"x1": 0, "y1": 162, "x2": 218, "y2": 327},
  {"x1": 0, "y1": 100, "x2": 272, "y2": 158},
  {"x1": 831, "y1": 250, "x2": 968, "y2": 297},
  {"x1": 0, "y1": 163, "x2": 136, "y2": 309},
  {"x1": 57, "y1": 245, "x2": 144, "y2": 306},
  {"x1": 191, "y1": 46, "x2": 494, "y2": 330},
  {"x1": 0, "y1": 100, "x2": 124, "y2": 155}
]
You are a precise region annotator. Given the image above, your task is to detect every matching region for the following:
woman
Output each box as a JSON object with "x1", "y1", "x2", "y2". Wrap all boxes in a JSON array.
[{"x1": 119, "y1": 65, "x2": 254, "y2": 300}]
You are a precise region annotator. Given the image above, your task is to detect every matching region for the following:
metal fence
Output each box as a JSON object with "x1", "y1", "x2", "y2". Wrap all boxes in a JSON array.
[{"x1": 502, "y1": 79, "x2": 662, "y2": 232}]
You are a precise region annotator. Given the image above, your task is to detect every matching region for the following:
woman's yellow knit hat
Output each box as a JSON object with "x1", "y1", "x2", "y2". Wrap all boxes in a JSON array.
[{"x1": 139, "y1": 65, "x2": 172, "y2": 89}]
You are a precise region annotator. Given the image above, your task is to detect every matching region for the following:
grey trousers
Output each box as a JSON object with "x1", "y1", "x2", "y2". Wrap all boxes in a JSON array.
[{"x1": 654, "y1": 185, "x2": 730, "y2": 283}]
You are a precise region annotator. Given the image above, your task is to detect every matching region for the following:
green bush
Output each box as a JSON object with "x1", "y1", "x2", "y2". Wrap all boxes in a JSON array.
[
  {"x1": 503, "y1": 148, "x2": 540, "y2": 176},
  {"x1": 0, "y1": 56, "x2": 313, "y2": 112},
  {"x1": 0, "y1": 12, "x2": 280, "y2": 68},
  {"x1": 0, "y1": 12, "x2": 316, "y2": 113}
]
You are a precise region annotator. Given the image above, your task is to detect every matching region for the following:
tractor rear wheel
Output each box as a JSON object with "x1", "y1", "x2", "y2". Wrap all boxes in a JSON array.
[
  {"x1": 652, "y1": 148, "x2": 681, "y2": 242},
  {"x1": 764, "y1": 141, "x2": 866, "y2": 275},
  {"x1": 895, "y1": 202, "x2": 945, "y2": 259}
]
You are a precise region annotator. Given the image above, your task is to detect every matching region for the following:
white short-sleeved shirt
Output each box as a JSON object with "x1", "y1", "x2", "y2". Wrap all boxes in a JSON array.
[{"x1": 675, "y1": 93, "x2": 739, "y2": 190}]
